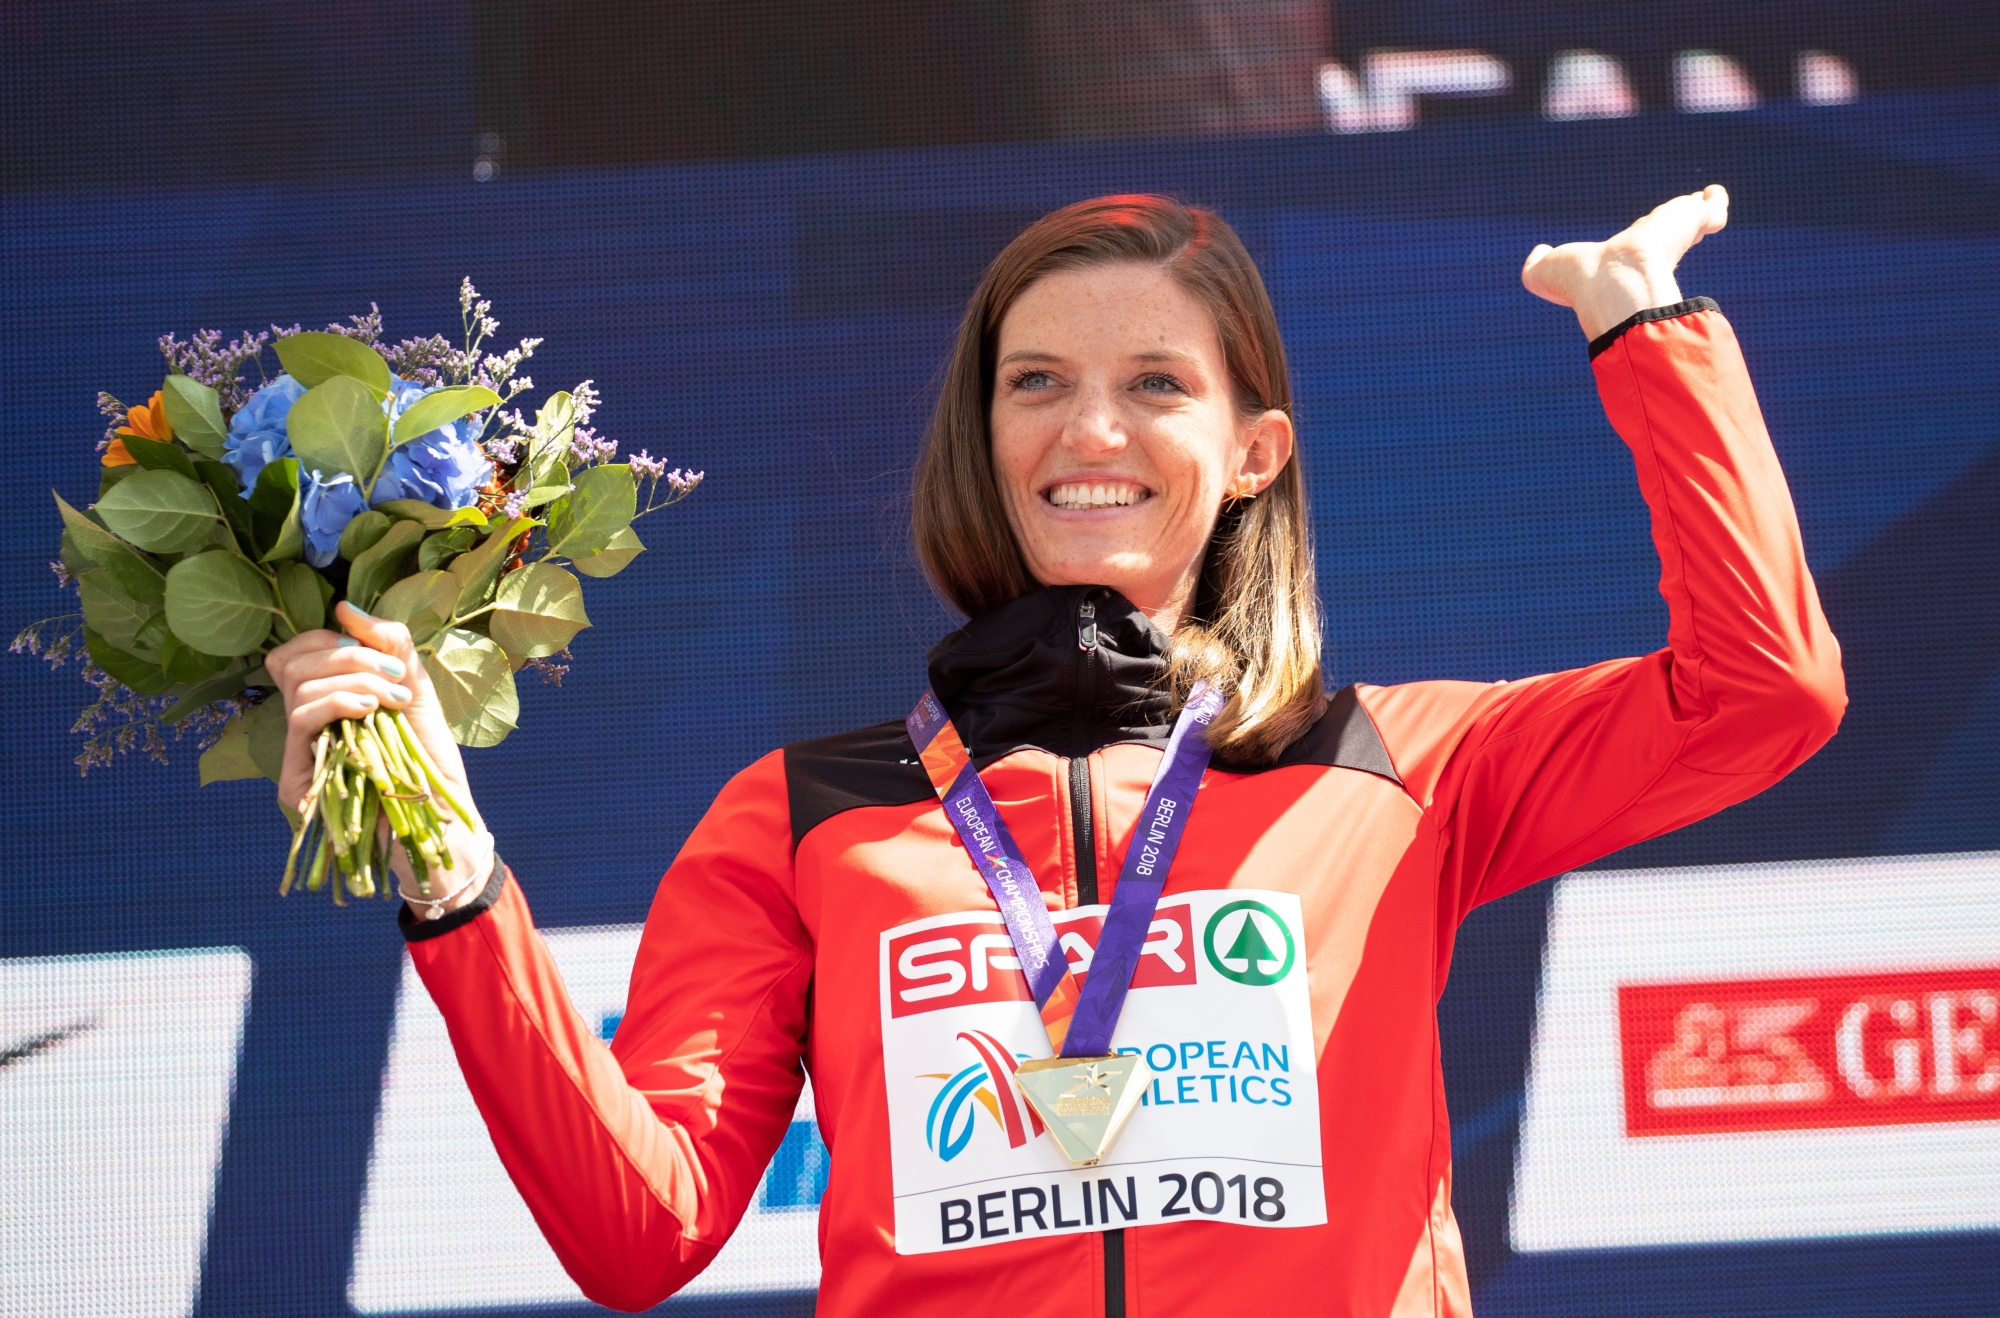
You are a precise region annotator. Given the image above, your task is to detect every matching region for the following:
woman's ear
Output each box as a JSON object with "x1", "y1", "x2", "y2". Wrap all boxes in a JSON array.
[{"x1": 1230, "y1": 409, "x2": 1295, "y2": 501}]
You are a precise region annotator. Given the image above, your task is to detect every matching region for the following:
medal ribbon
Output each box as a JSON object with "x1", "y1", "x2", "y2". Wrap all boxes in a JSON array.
[{"x1": 906, "y1": 681, "x2": 1224, "y2": 1058}]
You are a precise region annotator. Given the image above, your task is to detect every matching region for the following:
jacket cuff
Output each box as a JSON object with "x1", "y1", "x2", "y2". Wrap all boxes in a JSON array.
[
  {"x1": 1588, "y1": 297, "x2": 1720, "y2": 360},
  {"x1": 399, "y1": 858, "x2": 507, "y2": 942}
]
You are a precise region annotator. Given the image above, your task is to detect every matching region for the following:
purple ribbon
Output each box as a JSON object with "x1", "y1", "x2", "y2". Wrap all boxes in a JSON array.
[
  {"x1": 1061, "y1": 681, "x2": 1222, "y2": 1057},
  {"x1": 907, "y1": 695, "x2": 1069, "y2": 1008},
  {"x1": 909, "y1": 680, "x2": 1222, "y2": 1054}
]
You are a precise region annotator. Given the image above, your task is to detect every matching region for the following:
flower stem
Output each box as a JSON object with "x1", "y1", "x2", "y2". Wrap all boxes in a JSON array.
[{"x1": 280, "y1": 710, "x2": 473, "y2": 906}]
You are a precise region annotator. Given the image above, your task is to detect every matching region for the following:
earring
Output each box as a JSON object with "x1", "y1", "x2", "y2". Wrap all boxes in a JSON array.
[{"x1": 1226, "y1": 475, "x2": 1259, "y2": 503}]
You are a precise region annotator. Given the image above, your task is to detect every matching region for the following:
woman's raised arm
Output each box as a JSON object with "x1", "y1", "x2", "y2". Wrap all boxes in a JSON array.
[{"x1": 1358, "y1": 186, "x2": 1846, "y2": 916}]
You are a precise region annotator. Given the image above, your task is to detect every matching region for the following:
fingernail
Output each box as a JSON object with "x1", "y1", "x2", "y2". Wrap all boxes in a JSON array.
[
  {"x1": 379, "y1": 656, "x2": 406, "y2": 678},
  {"x1": 336, "y1": 637, "x2": 359, "y2": 649},
  {"x1": 359, "y1": 694, "x2": 379, "y2": 708},
  {"x1": 387, "y1": 684, "x2": 412, "y2": 703},
  {"x1": 347, "y1": 604, "x2": 373, "y2": 619}
]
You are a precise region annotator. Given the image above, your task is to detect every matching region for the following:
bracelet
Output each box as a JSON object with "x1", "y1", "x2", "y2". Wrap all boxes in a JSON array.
[{"x1": 399, "y1": 841, "x2": 496, "y2": 921}]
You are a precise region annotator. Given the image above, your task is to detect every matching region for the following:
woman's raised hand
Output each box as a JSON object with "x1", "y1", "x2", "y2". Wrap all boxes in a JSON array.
[
  {"x1": 265, "y1": 601, "x2": 493, "y2": 905},
  {"x1": 1521, "y1": 184, "x2": 1730, "y2": 340}
]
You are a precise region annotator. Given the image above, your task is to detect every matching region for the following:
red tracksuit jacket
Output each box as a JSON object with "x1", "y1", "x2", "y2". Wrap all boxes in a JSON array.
[{"x1": 405, "y1": 301, "x2": 1844, "y2": 1316}]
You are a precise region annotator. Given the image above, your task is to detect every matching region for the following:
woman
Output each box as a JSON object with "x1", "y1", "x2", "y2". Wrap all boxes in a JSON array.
[{"x1": 270, "y1": 187, "x2": 1843, "y2": 1316}]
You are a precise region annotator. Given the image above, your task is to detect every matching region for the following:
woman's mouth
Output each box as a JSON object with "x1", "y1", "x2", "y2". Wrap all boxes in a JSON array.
[{"x1": 1044, "y1": 480, "x2": 1151, "y2": 510}]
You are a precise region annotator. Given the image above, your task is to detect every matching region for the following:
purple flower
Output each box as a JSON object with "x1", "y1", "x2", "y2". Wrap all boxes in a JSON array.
[
  {"x1": 567, "y1": 425, "x2": 617, "y2": 465},
  {"x1": 301, "y1": 470, "x2": 366, "y2": 567},
  {"x1": 222, "y1": 375, "x2": 307, "y2": 491},
  {"x1": 370, "y1": 379, "x2": 493, "y2": 511}
]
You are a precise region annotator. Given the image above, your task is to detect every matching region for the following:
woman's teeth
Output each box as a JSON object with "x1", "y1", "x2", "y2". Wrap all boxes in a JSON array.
[{"x1": 1047, "y1": 481, "x2": 1146, "y2": 509}]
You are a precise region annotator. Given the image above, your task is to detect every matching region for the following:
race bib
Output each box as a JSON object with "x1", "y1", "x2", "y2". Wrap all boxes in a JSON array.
[{"x1": 880, "y1": 888, "x2": 1325, "y2": 1254}]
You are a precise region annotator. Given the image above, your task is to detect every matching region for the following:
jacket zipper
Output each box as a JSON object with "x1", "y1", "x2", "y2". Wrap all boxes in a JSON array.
[
  {"x1": 1070, "y1": 594, "x2": 1100, "y2": 907},
  {"x1": 1068, "y1": 593, "x2": 1125, "y2": 1318}
]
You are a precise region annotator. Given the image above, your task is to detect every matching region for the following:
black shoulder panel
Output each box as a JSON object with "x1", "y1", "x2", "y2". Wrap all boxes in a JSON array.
[
  {"x1": 785, "y1": 719, "x2": 935, "y2": 850},
  {"x1": 1261, "y1": 684, "x2": 1403, "y2": 785}
]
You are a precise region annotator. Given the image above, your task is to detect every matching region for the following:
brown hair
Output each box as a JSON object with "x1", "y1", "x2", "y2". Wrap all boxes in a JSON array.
[{"x1": 910, "y1": 194, "x2": 1325, "y2": 764}]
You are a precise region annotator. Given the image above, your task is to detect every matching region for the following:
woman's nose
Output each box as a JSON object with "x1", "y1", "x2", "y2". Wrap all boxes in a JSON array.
[{"x1": 1061, "y1": 390, "x2": 1127, "y2": 456}]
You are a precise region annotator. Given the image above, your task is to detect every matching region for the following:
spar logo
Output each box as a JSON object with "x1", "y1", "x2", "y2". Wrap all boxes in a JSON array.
[
  {"x1": 1203, "y1": 900, "x2": 1295, "y2": 986},
  {"x1": 919, "y1": 1029, "x2": 1046, "y2": 1162},
  {"x1": 1619, "y1": 965, "x2": 2000, "y2": 1136},
  {"x1": 888, "y1": 905, "x2": 1195, "y2": 1019}
]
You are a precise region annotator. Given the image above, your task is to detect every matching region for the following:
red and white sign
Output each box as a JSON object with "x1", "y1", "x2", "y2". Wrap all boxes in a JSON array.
[
  {"x1": 1620, "y1": 968, "x2": 2000, "y2": 1137},
  {"x1": 1512, "y1": 851, "x2": 2000, "y2": 1252}
]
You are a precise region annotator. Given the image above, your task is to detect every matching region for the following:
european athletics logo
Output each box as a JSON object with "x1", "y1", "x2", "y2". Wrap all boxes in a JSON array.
[{"x1": 920, "y1": 1029, "x2": 1046, "y2": 1161}]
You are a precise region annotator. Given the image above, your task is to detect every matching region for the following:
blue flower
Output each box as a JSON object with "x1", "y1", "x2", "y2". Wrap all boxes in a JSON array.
[
  {"x1": 370, "y1": 378, "x2": 492, "y2": 511},
  {"x1": 221, "y1": 375, "x2": 306, "y2": 492},
  {"x1": 300, "y1": 469, "x2": 366, "y2": 568}
]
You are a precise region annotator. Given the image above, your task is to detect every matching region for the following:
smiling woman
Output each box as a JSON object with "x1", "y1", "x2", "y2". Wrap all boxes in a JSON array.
[
  {"x1": 914, "y1": 197, "x2": 1319, "y2": 763},
  {"x1": 294, "y1": 188, "x2": 1847, "y2": 1318}
]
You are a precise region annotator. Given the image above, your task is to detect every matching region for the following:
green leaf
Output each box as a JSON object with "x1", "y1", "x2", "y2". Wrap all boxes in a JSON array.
[
  {"x1": 372, "y1": 499, "x2": 489, "y2": 531},
  {"x1": 161, "y1": 375, "x2": 228, "y2": 458},
  {"x1": 95, "y1": 468, "x2": 218, "y2": 554},
  {"x1": 287, "y1": 376, "x2": 388, "y2": 485},
  {"x1": 569, "y1": 524, "x2": 645, "y2": 579},
  {"x1": 162, "y1": 664, "x2": 251, "y2": 724},
  {"x1": 199, "y1": 717, "x2": 261, "y2": 784},
  {"x1": 84, "y1": 628, "x2": 172, "y2": 696},
  {"x1": 427, "y1": 628, "x2": 518, "y2": 748},
  {"x1": 338, "y1": 509, "x2": 394, "y2": 562},
  {"x1": 195, "y1": 459, "x2": 254, "y2": 547},
  {"x1": 244, "y1": 696, "x2": 288, "y2": 782},
  {"x1": 120, "y1": 433, "x2": 199, "y2": 480},
  {"x1": 159, "y1": 633, "x2": 231, "y2": 682},
  {"x1": 489, "y1": 563, "x2": 591, "y2": 659},
  {"x1": 392, "y1": 384, "x2": 500, "y2": 446},
  {"x1": 77, "y1": 571, "x2": 158, "y2": 656},
  {"x1": 344, "y1": 518, "x2": 426, "y2": 613},
  {"x1": 523, "y1": 391, "x2": 575, "y2": 490},
  {"x1": 374, "y1": 569, "x2": 459, "y2": 647},
  {"x1": 164, "y1": 552, "x2": 278, "y2": 657},
  {"x1": 98, "y1": 463, "x2": 138, "y2": 497},
  {"x1": 249, "y1": 458, "x2": 305, "y2": 563},
  {"x1": 195, "y1": 458, "x2": 242, "y2": 498},
  {"x1": 448, "y1": 516, "x2": 528, "y2": 615},
  {"x1": 273, "y1": 331, "x2": 391, "y2": 394},
  {"x1": 134, "y1": 612, "x2": 172, "y2": 655},
  {"x1": 55, "y1": 493, "x2": 165, "y2": 603},
  {"x1": 188, "y1": 695, "x2": 286, "y2": 786},
  {"x1": 545, "y1": 464, "x2": 636, "y2": 558},
  {"x1": 275, "y1": 561, "x2": 326, "y2": 634},
  {"x1": 59, "y1": 528, "x2": 94, "y2": 580},
  {"x1": 417, "y1": 526, "x2": 478, "y2": 572}
]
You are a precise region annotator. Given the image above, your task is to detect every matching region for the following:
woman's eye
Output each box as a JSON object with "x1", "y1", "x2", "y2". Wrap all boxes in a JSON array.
[
  {"x1": 1137, "y1": 373, "x2": 1187, "y2": 394},
  {"x1": 1008, "y1": 369, "x2": 1053, "y2": 391}
]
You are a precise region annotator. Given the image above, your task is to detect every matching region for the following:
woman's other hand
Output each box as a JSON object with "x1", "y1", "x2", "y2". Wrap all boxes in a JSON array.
[
  {"x1": 265, "y1": 600, "x2": 492, "y2": 905},
  {"x1": 1521, "y1": 184, "x2": 1730, "y2": 340}
]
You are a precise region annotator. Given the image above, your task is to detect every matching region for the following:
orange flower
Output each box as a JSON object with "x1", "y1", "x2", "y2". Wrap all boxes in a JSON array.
[
  {"x1": 116, "y1": 390, "x2": 174, "y2": 443},
  {"x1": 101, "y1": 438, "x2": 138, "y2": 467}
]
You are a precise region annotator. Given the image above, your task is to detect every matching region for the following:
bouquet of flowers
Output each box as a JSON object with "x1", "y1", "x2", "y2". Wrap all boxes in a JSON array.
[{"x1": 19, "y1": 281, "x2": 701, "y2": 902}]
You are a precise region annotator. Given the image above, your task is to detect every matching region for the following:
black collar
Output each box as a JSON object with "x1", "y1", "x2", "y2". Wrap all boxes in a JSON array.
[
  {"x1": 782, "y1": 586, "x2": 1402, "y2": 849},
  {"x1": 928, "y1": 585, "x2": 1177, "y2": 765}
]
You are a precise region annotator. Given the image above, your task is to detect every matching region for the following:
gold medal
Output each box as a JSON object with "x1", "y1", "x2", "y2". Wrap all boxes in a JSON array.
[{"x1": 1013, "y1": 1053, "x2": 1148, "y2": 1166}]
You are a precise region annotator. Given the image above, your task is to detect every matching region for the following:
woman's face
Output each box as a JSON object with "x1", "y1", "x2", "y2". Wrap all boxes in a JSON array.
[{"x1": 990, "y1": 262, "x2": 1292, "y2": 625}]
